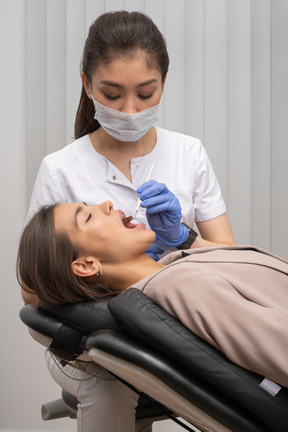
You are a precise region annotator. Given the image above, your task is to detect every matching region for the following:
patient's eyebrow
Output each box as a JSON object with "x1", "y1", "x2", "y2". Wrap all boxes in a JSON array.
[{"x1": 74, "y1": 206, "x2": 83, "y2": 228}]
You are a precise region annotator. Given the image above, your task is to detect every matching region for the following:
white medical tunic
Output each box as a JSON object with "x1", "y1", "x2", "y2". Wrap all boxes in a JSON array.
[{"x1": 27, "y1": 126, "x2": 226, "y2": 232}]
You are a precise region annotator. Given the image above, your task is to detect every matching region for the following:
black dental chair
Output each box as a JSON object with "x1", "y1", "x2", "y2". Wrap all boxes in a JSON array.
[{"x1": 20, "y1": 288, "x2": 288, "y2": 432}]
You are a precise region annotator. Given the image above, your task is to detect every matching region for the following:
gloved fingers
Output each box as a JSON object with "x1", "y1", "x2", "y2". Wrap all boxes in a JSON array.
[
  {"x1": 145, "y1": 244, "x2": 165, "y2": 261},
  {"x1": 143, "y1": 198, "x2": 179, "y2": 215},
  {"x1": 146, "y1": 212, "x2": 167, "y2": 227},
  {"x1": 137, "y1": 180, "x2": 166, "y2": 197},
  {"x1": 137, "y1": 180, "x2": 181, "y2": 215},
  {"x1": 146, "y1": 212, "x2": 179, "y2": 231}
]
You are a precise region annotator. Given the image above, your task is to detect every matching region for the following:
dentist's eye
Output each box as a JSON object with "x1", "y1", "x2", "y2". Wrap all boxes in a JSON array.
[
  {"x1": 86, "y1": 213, "x2": 92, "y2": 223},
  {"x1": 104, "y1": 94, "x2": 120, "y2": 101},
  {"x1": 139, "y1": 93, "x2": 154, "y2": 100}
]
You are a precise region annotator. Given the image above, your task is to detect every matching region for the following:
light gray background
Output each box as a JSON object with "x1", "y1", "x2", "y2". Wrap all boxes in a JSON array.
[{"x1": 1, "y1": 0, "x2": 287, "y2": 431}]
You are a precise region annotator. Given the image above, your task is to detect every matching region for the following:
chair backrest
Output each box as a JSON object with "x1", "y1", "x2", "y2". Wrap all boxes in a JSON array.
[
  {"x1": 108, "y1": 288, "x2": 288, "y2": 432},
  {"x1": 20, "y1": 290, "x2": 288, "y2": 432}
]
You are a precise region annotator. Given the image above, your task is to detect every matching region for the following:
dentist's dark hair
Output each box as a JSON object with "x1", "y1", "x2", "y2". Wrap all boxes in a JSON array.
[
  {"x1": 74, "y1": 10, "x2": 169, "y2": 139},
  {"x1": 17, "y1": 204, "x2": 122, "y2": 305}
]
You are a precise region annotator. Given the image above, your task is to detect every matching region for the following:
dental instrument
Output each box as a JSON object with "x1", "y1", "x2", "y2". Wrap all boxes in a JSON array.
[{"x1": 134, "y1": 164, "x2": 154, "y2": 219}]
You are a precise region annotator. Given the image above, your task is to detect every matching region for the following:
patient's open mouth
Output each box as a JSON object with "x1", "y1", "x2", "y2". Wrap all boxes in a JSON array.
[
  {"x1": 122, "y1": 216, "x2": 133, "y2": 225},
  {"x1": 122, "y1": 214, "x2": 137, "y2": 229},
  {"x1": 120, "y1": 211, "x2": 145, "y2": 230}
]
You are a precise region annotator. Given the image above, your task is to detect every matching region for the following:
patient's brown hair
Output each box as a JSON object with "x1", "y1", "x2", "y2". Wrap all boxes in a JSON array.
[{"x1": 17, "y1": 205, "x2": 121, "y2": 305}]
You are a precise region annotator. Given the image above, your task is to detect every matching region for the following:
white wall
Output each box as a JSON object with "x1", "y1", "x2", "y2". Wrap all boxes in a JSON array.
[
  {"x1": 0, "y1": 3, "x2": 69, "y2": 432},
  {"x1": 25, "y1": 0, "x2": 288, "y2": 257},
  {"x1": 1, "y1": 0, "x2": 288, "y2": 431}
]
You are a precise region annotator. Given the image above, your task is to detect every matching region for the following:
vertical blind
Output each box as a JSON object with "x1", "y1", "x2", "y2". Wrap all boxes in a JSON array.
[{"x1": 26, "y1": 0, "x2": 288, "y2": 258}]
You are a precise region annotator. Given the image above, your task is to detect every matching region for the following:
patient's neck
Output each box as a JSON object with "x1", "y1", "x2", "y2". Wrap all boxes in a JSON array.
[{"x1": 104, "y1": 254, "x2": 165, "y2": 292}]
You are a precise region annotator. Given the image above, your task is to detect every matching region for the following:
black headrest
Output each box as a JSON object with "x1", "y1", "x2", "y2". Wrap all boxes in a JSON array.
[{"x1": 38, "y1": 299, "x2": 119, "y2": 334}]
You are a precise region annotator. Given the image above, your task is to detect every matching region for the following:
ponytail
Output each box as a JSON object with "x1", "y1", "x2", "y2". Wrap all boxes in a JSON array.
[{"x1": 74, "y1": 86, "x2": 100, "y2": 139}]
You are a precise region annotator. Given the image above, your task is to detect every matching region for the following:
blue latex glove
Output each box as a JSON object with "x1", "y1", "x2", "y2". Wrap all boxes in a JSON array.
[
  {"x1": 137, "y1": 180, "x2": 189, "y2": 247},
  {"x1": 145, "y1": 244, "x2": 164, "y2": 261}
]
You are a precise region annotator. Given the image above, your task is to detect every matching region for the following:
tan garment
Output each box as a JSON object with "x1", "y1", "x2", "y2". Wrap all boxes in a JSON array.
[{"x1": 133, "y1": 246, "x2": 288, "y2": 387}]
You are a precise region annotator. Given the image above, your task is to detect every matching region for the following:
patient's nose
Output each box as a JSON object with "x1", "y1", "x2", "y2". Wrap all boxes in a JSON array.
[{"x1": 100, "y1": 200, "x2": 113, "y2": 214}]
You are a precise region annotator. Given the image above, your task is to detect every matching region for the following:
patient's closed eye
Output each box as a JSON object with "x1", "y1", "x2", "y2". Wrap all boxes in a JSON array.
[{"x1": 86, "y1": 213, "x2": 92, "y2": 223}]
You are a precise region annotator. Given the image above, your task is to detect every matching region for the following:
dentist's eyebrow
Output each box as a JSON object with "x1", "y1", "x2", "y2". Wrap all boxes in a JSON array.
[
  {"x1": 100, "y1": 79, "x2": 158, "y2": 88},
  {"x1": 136, "y1": 79, "x2": 158, "y2": 88},
  {"x1": 100, "y1": 80, "x2": 121, "y2": 88}
]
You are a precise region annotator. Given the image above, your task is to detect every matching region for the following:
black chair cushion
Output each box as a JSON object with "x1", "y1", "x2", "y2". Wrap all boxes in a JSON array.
[
  {"x1": 108, "y1": 288, "x2": 288, "y2": 432},
  {"x1": 87, "y1": 329, "x2": 271, "y2": 432},
  {"x1": 38, "y1": 299, "x2": 118, "y2": 333}
]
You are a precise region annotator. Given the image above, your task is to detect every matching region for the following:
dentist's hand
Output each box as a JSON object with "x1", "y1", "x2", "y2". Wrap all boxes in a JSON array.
[
  {"x1": 145, "y1": 244, "x2": 164, "y2": 261},
  {"x1": 137, "y1": 180, "x2": 189, "y2": 247}
]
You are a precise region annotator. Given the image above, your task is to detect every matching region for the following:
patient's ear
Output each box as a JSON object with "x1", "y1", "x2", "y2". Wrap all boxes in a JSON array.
[{"x1": 71, "y1": 257, "x2": 100, "y2": 278}]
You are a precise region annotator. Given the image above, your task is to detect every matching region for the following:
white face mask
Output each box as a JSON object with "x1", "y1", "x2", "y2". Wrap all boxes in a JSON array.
[{"x1": 90, "y1": 93, "x2": 160, "y2": 142}]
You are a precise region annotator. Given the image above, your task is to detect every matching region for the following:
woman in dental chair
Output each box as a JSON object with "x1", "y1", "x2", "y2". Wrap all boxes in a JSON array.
[{"x1": 18, "y1": 198, "x2": 288, "y2": 391}]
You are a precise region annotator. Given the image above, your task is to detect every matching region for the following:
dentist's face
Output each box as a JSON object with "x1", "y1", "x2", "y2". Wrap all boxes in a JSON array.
[
  {"x1": 53, "y1": 201, "x2": 155, "y2": 262},
  {"x1": 83, "y1": 52, "x2": 164, "y2": 114}
]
